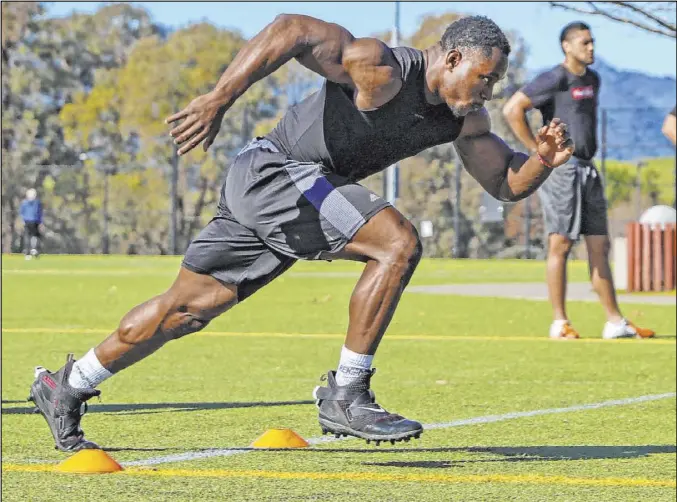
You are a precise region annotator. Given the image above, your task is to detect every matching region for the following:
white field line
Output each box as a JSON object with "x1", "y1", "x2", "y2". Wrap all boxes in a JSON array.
[{"x1": 122, "y1": 392, "x2": 676, "y2": 467}]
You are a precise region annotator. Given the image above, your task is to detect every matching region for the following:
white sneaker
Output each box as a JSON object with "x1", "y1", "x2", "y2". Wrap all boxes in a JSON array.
[
  {"x1": 602, "y1": 319, "x2": 655, "y2": 339},
  {"x1": 549, "y1": 320, "x2": 580, "y2": 339},
  {"x1": 25, "y1": 254, "x2": 32, "y2": 261}
]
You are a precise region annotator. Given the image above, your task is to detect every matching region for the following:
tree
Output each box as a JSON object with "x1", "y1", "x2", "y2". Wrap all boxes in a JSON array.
[
  {"x1": 1, "y1": 2, "x2": 42, "y2": 251},
  {"x1": 115, "y1": 22, "x2": 282, "y2": 253},
  {"x1": 59, "y1": 68, "x2": 139, "y2": 252},
  {"x1": 549, "y1": 2, "x2": 676, "y2": 38},
  {"x1": 1, "y1": 3, "x2": 157, "y2": 252},
  {"x1": 2, "y1": 3, "x2": 291, "y2": 254}
]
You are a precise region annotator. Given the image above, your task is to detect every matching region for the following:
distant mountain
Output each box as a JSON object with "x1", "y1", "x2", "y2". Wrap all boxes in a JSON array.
[{"x1": 528, "y1": 58, "x2": 676, "y2": 160}]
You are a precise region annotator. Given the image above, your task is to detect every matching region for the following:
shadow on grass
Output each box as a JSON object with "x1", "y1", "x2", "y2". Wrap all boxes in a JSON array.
[
  {"x1": 100, "y1": 444, "x2": 676, "y2": 460},
  {"x1": 359, "y1": 445, "x2": 677, "y2": 468},
  {"x1": 1, "y1": 400, "x2": 314, "y2": 415},
  {"x1": 191, "y1": 444, "x2": 675, "y2": 464},
  {"x1": 104, "y1": 446, "x2": 187, "y2": 452}
]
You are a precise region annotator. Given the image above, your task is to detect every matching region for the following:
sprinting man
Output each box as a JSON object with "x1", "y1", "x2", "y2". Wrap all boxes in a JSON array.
[
  {"x1": 503, "y1": 21, "x2": 654, "y2": 340},
  {"x1": 20, "y1": 188, "x2": 43, "y2": 260},
  {"x1": 30, "y1": 15, "x2": 575, "y2": 451}
]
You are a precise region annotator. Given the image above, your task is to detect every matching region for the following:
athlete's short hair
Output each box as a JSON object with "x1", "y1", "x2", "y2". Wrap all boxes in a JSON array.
[
  {"x1": 441, "y1": 16, "x2": 511, "y2": 57},
  {"x1": 560, "y1": 21, "x2": 591, "y2": 51}
]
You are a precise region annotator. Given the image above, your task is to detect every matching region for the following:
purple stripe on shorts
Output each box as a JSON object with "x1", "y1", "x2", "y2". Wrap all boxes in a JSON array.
[{"x1": 302, "y1": 176, "x2": 335, "y2": 212}]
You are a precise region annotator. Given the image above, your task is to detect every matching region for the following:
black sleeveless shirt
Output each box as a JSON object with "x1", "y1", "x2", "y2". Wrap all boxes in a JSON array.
[{"x1": 266, "y1": 47, "x2": 465, "y2": 181}]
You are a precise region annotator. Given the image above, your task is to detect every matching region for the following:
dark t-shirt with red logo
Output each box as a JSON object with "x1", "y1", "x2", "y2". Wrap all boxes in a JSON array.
[{"x1": 521, "y1": 64, "x2": 600, "y2": 160}]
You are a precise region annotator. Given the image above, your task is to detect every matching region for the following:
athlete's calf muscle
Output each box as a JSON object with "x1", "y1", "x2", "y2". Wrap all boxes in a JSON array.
[{"x1": 95, "y1": 268, "x2": 237, "y2": 372}]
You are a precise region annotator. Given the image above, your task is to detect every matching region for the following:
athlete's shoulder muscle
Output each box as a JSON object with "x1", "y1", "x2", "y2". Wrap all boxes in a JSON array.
[
  {"x1": 341, "y1": 38, "x2": 402, "y2": 107},
  {"x1": 283, "y1": 14, "x2": 357, "y2": 85},
  {"x1": 288, "y1": 14, "x2": 398, "y2": 93}
]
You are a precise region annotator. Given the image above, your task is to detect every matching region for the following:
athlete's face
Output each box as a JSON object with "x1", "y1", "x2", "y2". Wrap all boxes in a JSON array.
[
  {"x1": 438, "y1": 47, "x2": 508, "y2": 117},
  {"x1": 563, "y1": 29, "x2": 594, "y2": 66}
]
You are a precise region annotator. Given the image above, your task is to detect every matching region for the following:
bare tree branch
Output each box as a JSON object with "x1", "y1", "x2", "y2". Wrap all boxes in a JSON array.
[
  {"x1": 585, "y1": 1, "x2": 675, "y2": 36},
  {"x1": 614, "y1": 2, "x2": 676, "y2": 32},
  {"x1": 549, "y1": 2, "x2": 676, "y2": 38}
]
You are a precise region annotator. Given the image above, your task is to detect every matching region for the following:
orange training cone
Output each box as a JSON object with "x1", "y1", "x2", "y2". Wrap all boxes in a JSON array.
[
  {"x1": 251, "y1": 428, "x2": 309, "y2": 448},
  {"x1": 56, "y1": 449, "x2": 123, "y2": 474}
]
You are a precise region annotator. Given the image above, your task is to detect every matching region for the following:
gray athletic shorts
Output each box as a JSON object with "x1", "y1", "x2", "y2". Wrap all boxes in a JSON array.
[
  {"x1": 537, "y1": 158, "x2": 608, "y2": 241},
  {"x1": 183, "y1": 138, "x2": 390, "y2": 301}
]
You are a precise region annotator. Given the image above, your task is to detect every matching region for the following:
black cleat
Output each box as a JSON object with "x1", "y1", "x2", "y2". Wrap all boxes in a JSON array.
[
  {"x1": 313, "y1": 369, "x2": 423, "y2": 444},
  {"x1": 28, "y1": 354, "x2": 101, "y2": 452}
]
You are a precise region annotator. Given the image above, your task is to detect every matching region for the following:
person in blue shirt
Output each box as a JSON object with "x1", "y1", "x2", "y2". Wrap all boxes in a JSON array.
[{"x1": 20, "y1": 188, "x2": 43, "y2": 259}]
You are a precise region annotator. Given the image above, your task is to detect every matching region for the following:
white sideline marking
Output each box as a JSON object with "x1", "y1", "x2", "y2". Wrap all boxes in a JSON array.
[{"x1": 122, "y1": 392, "x2": 676, "y2": 467}]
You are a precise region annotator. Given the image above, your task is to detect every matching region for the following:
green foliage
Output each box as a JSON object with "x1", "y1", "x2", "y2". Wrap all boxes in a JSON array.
[
  {"x1": 605, "y1": 158, "x2": 676, "y2": 208},
  {"x1": 2, "y1": 5, "x2": 283, "y2": 254},
  {"x1": 109, "y1": 21, "x2": 281, "y2": 251},
  {"x1": 1, "y1": 3, "x2": 156, "y2": 252}
]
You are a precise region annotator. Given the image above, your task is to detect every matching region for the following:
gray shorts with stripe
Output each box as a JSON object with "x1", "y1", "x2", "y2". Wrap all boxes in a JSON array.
[
  {"x1": 182, "y1": 138, "x2": 390, "y2": 300},
  {"x1": 537, "y1": 159, "x2": 608, "y2": 241}
]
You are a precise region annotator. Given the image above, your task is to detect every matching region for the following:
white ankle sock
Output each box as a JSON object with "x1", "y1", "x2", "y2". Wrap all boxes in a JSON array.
[
  {"x1": 335, "y1": 345, "x2": 373, "y2": 386},
  {"x1": 68, "y1": 349, "x2": 113, "y2": 389}
]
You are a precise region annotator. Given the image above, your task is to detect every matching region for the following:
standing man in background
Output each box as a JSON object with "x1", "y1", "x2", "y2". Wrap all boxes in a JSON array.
[
  {"x1": 20, "y1": 188, "x2": 43, "y2": 260},
  {"x1": 503, "y1": 21, "x2": 654, "y2": 340}
]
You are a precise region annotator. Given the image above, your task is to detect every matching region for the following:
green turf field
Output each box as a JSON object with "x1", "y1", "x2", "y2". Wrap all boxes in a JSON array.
[{"x1": 2, "y1": 255, "x2": 675, "y2": 501}]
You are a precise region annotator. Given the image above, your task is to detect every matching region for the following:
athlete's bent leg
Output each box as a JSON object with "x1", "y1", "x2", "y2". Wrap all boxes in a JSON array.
[
  {"x1": 314, "y1": 207, "x2": 424, "y2": 444},
  {"x1": 96, "y1": 267, "x2": 237, "y2": 372},
  {"x1": 29, "y1": 267, "x2": 238, "y2": 452},
  {"x1": 340, "y1": 207, "x2": 422, "y2": 355}
]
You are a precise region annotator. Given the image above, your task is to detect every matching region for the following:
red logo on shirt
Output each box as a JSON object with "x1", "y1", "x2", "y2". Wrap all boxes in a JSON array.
[{"x1": 571, "y1": 86, "x2": 595, "y2": 100}]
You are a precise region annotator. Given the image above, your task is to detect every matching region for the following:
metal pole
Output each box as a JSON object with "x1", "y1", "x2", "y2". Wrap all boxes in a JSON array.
[
  {"x1": 241, "y1": 105, "x2": 249, "y2": 147},
  {"x1": 636, "y1": 161, "x2": 644, "y2": 220},
  {"x1": 384, "y1": 1, "x2": 400, "y2": 204},
  {"x1": 102, "y1": 169, "x2": 110, "y2": 255},
  {"x1": 169, "y1": 148, "x2": 179, "y2": 255},
  {"x1": 453, "y1": 156, "x2": 462, "y2": 257},
  {"x1": 673, "y1": 155, "x2": 676, "y2": 208},
  {"x1": 524, "y1": 196, "x2": 531, "y2": 259},
  {"x1": 600, "y1": 108, "x2": 607, "y2": 185}
]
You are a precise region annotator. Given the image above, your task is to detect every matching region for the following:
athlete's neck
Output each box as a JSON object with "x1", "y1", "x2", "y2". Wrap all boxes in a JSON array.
[
  {"x1": 562, "y1": 58, "x2": 588, "y2": 77},
  {"x1": 423, "y1": 44, "x2": 445, "y2": 105}
]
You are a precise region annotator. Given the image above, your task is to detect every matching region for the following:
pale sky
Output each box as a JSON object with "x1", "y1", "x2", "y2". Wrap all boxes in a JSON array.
[{"x1": 47, "y1": 1, "x2": 677, "y2": 77}]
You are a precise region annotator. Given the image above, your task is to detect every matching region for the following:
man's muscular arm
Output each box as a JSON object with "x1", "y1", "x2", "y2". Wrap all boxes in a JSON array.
[
  {"x1": 453, "y1": 108, "x2": 573, "y2": 202},
  {"x1": 166, "y1": 14, "x2": 398, "y2": 155}
]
